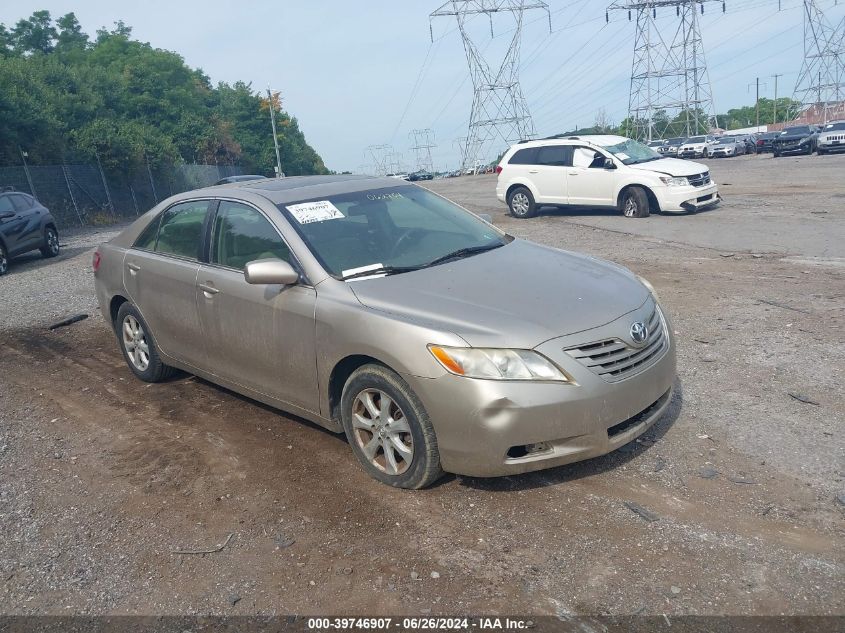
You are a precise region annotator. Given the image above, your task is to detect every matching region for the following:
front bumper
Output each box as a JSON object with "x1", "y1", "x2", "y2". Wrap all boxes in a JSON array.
[
  {"x1": 774, "y1": 141, "x2": 812, "y2": 154},
  {"x1": 678, "y1": 148, "x2": 705, "y2": 158},
  {"x1": 819, "y1": 139, "x2": 845, "y2": 152},
  {"x1": 655, "y1": 182, "x2": 720, "y2": 212},
  {"x1": 407, "y1": 301, "x2": 677, "y2": 477}
]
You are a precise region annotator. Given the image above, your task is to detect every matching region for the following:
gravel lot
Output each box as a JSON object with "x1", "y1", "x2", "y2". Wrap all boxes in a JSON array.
[{"x1": 0, "y1": 152, "x2": 843, "y2": 617}]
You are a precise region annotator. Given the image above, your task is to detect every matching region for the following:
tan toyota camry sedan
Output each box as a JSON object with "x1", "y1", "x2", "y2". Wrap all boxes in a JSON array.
[{"x1": 93, "y1": 176, "x2": 676, "y2": 488}]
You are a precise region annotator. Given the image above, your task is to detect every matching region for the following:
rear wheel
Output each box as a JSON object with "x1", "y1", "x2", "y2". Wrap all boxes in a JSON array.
[
  {"x1": 0, "y1": 242, "x2": 8, "y2": 276},
  {"x1": 115, "y1": 302, "x2": 175, "y2": 382},
  {"x1": 40, "y1": 227, "x2": 60, "y2": 258},
  {"x1": 619, "y1": 186, "x2": 650, "y2": 218},
  {"x1": 341, "y1": 364, "x2": 443, "y2": 489},
  {"x1": 507, "y1": 186, "x2": 536, "y2": 219}
]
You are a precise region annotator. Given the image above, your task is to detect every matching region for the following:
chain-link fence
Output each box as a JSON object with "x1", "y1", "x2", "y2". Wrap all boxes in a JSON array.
[{"x1": 0, "y1": 162, "x2": 243, "y2": 228}]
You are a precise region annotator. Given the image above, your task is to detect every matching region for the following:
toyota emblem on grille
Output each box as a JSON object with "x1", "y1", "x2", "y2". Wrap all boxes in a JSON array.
[{"x1": 630, "y1": 322, "x2": 649, "y2": 345}]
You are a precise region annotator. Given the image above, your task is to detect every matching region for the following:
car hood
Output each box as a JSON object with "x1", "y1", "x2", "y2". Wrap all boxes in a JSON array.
[
  {"x1": 775, "y1": 133, "x2": 812, "y2": 141},
  {"x1": 628, "y1": 157, "x2": 706, "y2": 176},
  {"x1": 347, "y1": 240, "x2": 649, "y2": 349}
]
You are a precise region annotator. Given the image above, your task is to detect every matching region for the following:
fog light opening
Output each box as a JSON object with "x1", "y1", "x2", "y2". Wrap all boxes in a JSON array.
[{"x1": 507, "y1": 442, "x2": 552, "y2": 459}]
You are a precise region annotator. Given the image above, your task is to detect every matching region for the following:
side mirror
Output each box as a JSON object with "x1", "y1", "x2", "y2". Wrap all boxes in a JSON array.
[
  {"x1": 478, "y1": 213, "x2": 493, "y2": 224},
  {"x1": 244, "y1": 259, "x2": 299, "y2": 285},
  {"x1": 603, "y1": 158, "x2": 617, "y2": 170}
]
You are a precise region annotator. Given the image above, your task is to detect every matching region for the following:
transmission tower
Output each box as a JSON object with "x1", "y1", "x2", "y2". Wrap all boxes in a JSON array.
[
  {"x1": 409, "y1": 129, "x2": 437, "y2": 172},
  {"x1": 364, "y1": 144, "x2": 393, "y2": 176},
  {"x1": 608, "y1": 0, "x2": 722, "y2": 141},
  {"x1": 793, "y1": 0, "x2": 845, "y2": 124},
  {"x1": 430, "y1": 1, "x2": 550, "y2": 171}
]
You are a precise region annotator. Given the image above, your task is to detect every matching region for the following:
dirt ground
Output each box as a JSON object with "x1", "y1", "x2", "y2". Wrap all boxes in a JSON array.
[{"x1": 0, "y1": 152, "x2": 843, "y2": 616}]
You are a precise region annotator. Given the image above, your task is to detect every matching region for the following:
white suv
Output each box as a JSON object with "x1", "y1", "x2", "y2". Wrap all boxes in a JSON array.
[
  {"x1": 496, "y1": 134, "x2": 720, "y2": 219},
  {"x1": 678, "y1": 135, "x2": 718, "y2": 158}
]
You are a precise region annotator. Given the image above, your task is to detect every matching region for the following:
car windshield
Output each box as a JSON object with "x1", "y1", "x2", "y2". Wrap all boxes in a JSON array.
[
  {"x1": 597, "y1": 138, "x2": 662, "y2": 165},
  {"x1": 782, "y1": 126, "x2": 811, "y2": 135},
  {"x1": 667, "y1": 138, "x2": 685, "y2": 145},
  {"x1": 716, "y1": 137, "x2": 736, "y2": 144},
  {"x1": 687, "y1": 136, "x2": 706, "y2": 143},
  {"x1": 277, "y1": 185, "x2": 507, "y2": 278},
  {"x1": 824, "y1": 122, "x2": 845, "y2": 131}
]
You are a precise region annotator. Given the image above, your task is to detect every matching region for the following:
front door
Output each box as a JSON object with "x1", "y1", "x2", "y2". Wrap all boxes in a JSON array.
[
  {"x1": 196, "y1": 200, "x2": 318, "y2": 413},
  {"x1": 123, "y1": 199, "x2": 211, "y2": 370},
  {"x1": 566, "y1": 146, "x2": 616, "y2": 206},
  {"x1": 0, "y1": 195, "x2": 26, "y2": 253}
]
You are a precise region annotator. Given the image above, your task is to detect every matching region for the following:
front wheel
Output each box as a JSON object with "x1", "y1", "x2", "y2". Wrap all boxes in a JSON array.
[
  {"x1": 40, "y1": 227, "x2": 60, "y2": 258},
  {"x1": 619, "y1": 186, "x2": 650, "y2": 218},
  {"x1": 507, "y1": 186, "x2": 536, "y2": 219},
  {"x1": 115, "y1": 302, "x2": 176, "y2": 382},
  {"x1": 341, "y1": 364, "x2": 443, "y2": 489},
  {"x1": 817, "y1": 148, "x2": 825, "y2": 155},
  {"x1": 0, "y1": 242, "x2": 8, "y2": 276}
]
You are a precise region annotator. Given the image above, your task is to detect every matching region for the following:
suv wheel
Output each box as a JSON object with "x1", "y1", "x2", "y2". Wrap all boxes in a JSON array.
[
  {"x1": 507, "y1": 186, "x2": 536, "y2": 219},
  {"x1": 40, "y1": 227, "x2": 60, "y2": 258},
  {"x1": 0, "y1": 242, "x2": 8, "y2": 276},
  {"x1": 341, "y1": 364, "x2": 443, "y2": 489},
  {"x1": 620, "y1": 187, "x2": 650, "y2": 218}
]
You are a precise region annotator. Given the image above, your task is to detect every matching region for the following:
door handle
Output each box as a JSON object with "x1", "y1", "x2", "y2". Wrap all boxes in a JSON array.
[
  {"x1": 127, "y1": 262, "x2": 140, "y2": 274},
  {"x1": 568, "y1": 171, "x2": 578, "y2": 175},
  {"x1": 528, "y1": 170, "x2": 539, "y2": 174},
  {"x1": 198, "y1": 283, "x2": 219, "y2": 296}
]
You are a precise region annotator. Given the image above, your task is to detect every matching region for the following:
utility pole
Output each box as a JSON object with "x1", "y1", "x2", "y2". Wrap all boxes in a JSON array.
[
  {"x1": 409, "y1": 129, "x2": 436, "y2": 173},
  {"x1": 608, "y1": 0, "x2": 723, "y2": 141},
  {"x1": 267, "y1": 87, "x2": 283, "y2": 178},
  {"x1": 771, "y1": 73, "x2": 783, "y2": 124},
  {"x1": 430, "y1": 1, "x2": 551, "y2": 171},
  {"x1": 793, "y1": 0, "x2": 845, "y2": 125},
  {"x1": 18, "y1": 147, "x2": 36, "y2": 199},
  {"x1": 747, "y1": 78, "x2": 766, "y2": 130}
]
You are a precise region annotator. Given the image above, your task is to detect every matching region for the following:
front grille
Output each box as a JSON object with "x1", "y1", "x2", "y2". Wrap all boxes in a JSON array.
[
  {"x1": 824, "y1": 134, "x2": 844, "y2": 142},
  {"x1": 565, "y1": 305, "x2": 668, "y2": 382},
  {"x1": 688, "y1": 171, "x2": 710, "y2": 187}
]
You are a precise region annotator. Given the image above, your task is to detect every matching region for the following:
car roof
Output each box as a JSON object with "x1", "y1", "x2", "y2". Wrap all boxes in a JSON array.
[
  {"x1": 199, "y1": 175, "x2": 405, "y2": 205},
  {"x1": 511, "y1": 134, "x2": 629, "y2": 150}
]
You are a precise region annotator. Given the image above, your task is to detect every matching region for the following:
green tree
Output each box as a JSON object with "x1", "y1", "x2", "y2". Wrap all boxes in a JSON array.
[{"x1": 11, "y1": 10, "x2": 57, "y2": 54}]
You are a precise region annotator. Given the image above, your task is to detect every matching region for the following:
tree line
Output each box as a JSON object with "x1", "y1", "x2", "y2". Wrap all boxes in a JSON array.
[{"x1": 0, "y1": 10, "x2": 329, "y2": 175}]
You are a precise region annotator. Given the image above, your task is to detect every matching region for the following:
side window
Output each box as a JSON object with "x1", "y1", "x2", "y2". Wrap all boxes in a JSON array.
[
  {"x1": 154, "y1": 200, "x2": 210, "y2": 260},
  {"x1": 133, "y1": 214, "x2": 162, "y2": 250},
  {"x1": 536, "y1": 145, "x2": 572, "y2": 167},
  {"x1": 0, "y1": 196, "x2": 14, "y2": 214},
  {"x1": 508, "y1": 148, "x2": 539, "y2": 165},
  {"x1": 212, "y1": 201, "x2": 290, "y2": 271},
  {"x1": 573, "y1": 147, "x2": 606, "y2": 169},
  {"x1": 11, "y1": 195, "x2": 33, "y2": 211}
]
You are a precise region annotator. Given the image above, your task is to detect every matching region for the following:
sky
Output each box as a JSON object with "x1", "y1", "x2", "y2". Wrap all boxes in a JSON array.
[{"x1": 3, "y1": 0, "x2": 843, "y2": 172}]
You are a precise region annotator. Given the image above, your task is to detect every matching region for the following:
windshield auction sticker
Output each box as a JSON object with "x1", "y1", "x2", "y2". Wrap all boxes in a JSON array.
[{"x1": 286, "y1": 200, "x2": 344, "y2": 224}]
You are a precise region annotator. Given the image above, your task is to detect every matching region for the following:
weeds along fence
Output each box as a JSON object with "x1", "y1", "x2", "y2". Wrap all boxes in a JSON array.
[{"x1": 0, "y1": 162, "x2": 243, "y2": 229}]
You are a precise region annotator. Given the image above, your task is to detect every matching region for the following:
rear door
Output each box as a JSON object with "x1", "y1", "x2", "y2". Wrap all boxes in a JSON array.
[
  {"x1": 10, "y1": 194, "x2": 43, "y2": 248},
  {"x1": 123, "y1": 199, "x2": 211, "y2": 370},
  {"x1": 566, "y1": 146, "x2": 616, "y2": 206},
  {"x1": 196, "y1": 200, "x2": 318, "y2": 412},
  {"x1": 531, "y1": 145, "x2": 572, "y2": 205},
  {"x1": 0, "y1": 194, "x2": 26, "y2": 253}
]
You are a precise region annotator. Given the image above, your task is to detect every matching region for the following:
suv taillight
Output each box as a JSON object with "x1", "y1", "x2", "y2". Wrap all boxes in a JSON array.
[
  {"x1": 495, "y1": 165, "x2": 503, "y2": 175},
  {"x1": 92, "y1": 251, "x2": 101, "y2": 272}
]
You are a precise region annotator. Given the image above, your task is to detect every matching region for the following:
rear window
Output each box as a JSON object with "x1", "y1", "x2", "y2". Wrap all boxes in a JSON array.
[
  {"x1": 508, "y1": 147, "x2": 538, "y2": 165},
  {"x1": 536, "y1": 145, "x2": 571, "y2": 167}
]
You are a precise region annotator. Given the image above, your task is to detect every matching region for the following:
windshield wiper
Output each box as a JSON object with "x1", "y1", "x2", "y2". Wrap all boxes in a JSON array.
[
  {"x1": 425, "y1": 242, "x2": 504, "y2": 267},
  {"x1": 341, "y1": 265, "x2": 423, "y2": 281}
]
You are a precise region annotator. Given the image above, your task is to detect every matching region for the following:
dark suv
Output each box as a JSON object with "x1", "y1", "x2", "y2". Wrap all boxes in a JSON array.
[{"x1": 0, "y1": 189, "x2": 60, "y2": 275}]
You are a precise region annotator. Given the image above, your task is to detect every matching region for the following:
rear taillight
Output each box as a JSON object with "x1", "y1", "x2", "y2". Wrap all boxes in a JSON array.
[
  {"x1": 495, "y1": 165, "x2": 503, "y2": 174},
  {"x1": 92, "y1": 251, "x2": 101, "y2": 272}
]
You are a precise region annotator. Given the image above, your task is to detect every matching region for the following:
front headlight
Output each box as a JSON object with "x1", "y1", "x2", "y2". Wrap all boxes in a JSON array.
[
  {"x1": 637, "y1": 275, "x2": 660, "y2": 303},
  {"x1": 428, "y1": 345, "x2": 570, "y2": 382},
  {"x1": 659, "y1": 176, "x2": 689, "y2": 187}
]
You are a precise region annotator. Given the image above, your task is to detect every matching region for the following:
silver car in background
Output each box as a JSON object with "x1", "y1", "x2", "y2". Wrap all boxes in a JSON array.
[
  {"x1": 93, "y1": 176, "x2": 676, "y2": 488},
  {"x1": 817, "y1": 121, "x2": 845, "y2": 154}
]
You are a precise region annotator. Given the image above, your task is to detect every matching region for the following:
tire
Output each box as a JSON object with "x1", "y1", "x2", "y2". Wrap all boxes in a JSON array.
[
  {"x1": 0, "y1": 242, "x2": 8, "y2": 276},
  {"x1": 619, "y1": 186, "x2": 650, "y2": 218},
  {"x1": 773, "y1": 150, "x2": 780, "y2": 158},
  {"x1": 341, "y1": 364, "x2": 443, "y2": 489},
  {"x1": 115, "y1": 302, "x2": 176, "y2": 383},
  {"x1": 40, "y1": 226, "x2": 60, "y2": 258},
  {"x1": 817, "y1": 148, "x2": 825, "y2": 155},
  {"x1": 507, "y1": 186, "x2": 536, "y2": 219}
]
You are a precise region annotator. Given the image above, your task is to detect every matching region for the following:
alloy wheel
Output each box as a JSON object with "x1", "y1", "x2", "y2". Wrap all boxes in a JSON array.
[
  {"x1": 351, "y1": 389, "x2": 413, "y2": 475},
  {"x1": 623, "y1": 196, "x2": 638, "y2": 217},
  {"x1": 511, "y1": 192, "x2": 530, "y2": 216},
  {"x1": 46, "y1": 229, "x2": 59, "y2": 255},
  {"x1": 0, "y1": 247, "x2": 7, "y2": 275},
  {"x1": 122, "y1": 315, "x2": 150, "y2": 371}
]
